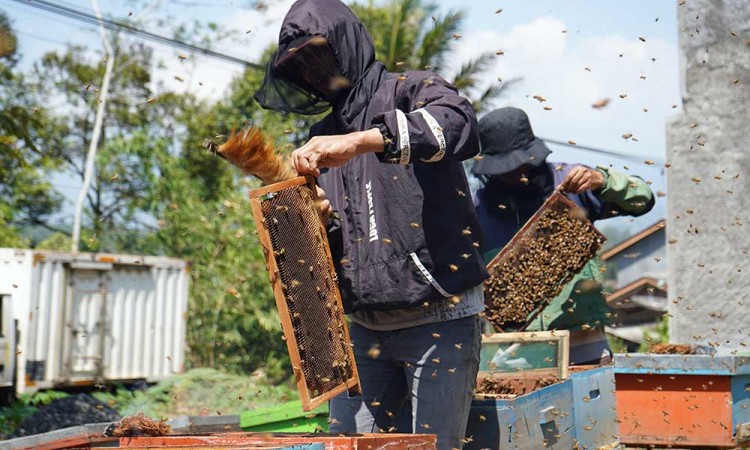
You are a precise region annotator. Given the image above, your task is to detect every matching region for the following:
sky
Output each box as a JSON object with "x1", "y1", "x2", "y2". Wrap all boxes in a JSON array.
[{"x1": 4, "y1": 0, "x2": 680, "y2": 239}]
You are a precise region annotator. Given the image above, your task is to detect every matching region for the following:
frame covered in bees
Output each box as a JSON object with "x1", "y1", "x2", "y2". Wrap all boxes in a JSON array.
[
  {"x1": 249, "y1": 176, "x2": 360, "y2": 411},
  {"x1": 483, "y1": 192, "x2": 606, "y2": 331}
]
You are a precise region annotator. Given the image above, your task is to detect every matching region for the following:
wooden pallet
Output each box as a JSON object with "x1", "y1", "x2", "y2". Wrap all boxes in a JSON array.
[{"x1": 250, "y1": 177, "x2": 360, "y2": 411}]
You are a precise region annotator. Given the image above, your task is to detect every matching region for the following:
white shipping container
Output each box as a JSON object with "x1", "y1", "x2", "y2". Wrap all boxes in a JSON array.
[{"x1": 0, "y1": 248, "x2": 189, "y2": 394}]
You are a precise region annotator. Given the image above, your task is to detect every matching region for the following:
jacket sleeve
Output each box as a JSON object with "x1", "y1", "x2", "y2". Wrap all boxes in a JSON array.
[
  {"x1": 371, "y1": 73, "x2": 479, "y2": 164},
  {"x1": 594, "y1": 165, "x2": 655, "y2": 218}
]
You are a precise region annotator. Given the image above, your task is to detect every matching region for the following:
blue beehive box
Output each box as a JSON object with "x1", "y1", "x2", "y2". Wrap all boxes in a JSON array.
[
  {"x1": 466, "y1": 378, "x2": 575, "y2": 449},
  {"x1": 570, "y1": 366, "x2": 618, "y2": 449},
  {"x1": 466, "y1": 366, "x2": 619, "y2": 450}
]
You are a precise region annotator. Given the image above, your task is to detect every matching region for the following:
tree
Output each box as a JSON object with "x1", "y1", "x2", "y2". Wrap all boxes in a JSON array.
[
  {"x1": 350, "y1": 0, "x2": 511, "y2": 112},
  {"x1": 0, "y1": 11, "x2": 62, "y2": 246}
]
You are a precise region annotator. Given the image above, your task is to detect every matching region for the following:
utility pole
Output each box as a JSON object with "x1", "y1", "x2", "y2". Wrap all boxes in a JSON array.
[{"x1": 71, "y1": 0, "x2": 115, "y2": 252}]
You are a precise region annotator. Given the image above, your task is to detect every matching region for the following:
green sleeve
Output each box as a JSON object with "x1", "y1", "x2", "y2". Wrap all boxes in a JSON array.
[{"x1": 595, "y1": 165, "x2": 654, "y2": 215}]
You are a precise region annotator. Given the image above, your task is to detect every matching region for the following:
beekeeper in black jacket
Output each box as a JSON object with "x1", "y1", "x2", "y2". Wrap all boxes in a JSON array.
[{"x1": 255, "y1": 0, "x2": 488, "y2": 448}]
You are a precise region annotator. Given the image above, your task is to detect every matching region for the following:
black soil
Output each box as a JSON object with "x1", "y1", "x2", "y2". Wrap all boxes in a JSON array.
[{"x1": 10, "y1": 393, "x2": 121, "y2": 438}]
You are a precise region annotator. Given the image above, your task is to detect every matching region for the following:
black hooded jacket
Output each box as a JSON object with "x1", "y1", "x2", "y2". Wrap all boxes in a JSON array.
[{"x1": 265, "y1": 0, "x2": 488, "y2": 312}]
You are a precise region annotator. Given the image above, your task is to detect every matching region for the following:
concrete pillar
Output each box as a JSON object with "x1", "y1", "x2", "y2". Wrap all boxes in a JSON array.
[{"x1": 667, "y1": 0, "x2": 750, "y2": 349}]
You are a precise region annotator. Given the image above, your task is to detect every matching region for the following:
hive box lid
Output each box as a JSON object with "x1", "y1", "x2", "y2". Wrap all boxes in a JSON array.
[{"x1": 614, "y1": 353, "x2": 750, "y2": 375}]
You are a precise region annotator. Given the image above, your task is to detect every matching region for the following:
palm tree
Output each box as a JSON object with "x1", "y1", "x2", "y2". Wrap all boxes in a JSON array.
[{"x1": 350, "y1": 0, "x2": 513, "y2": 113}]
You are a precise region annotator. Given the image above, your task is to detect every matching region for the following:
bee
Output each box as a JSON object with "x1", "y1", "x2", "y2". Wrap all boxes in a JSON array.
[
  {"x1": 619, "y1": 94, "x2": 628, "y2": 99},
  {"x1": 568, "y1": 140, "x2": 576, "y2": 145},
  {"x1": 533, "y1": 95, "x2": 546, "y2": 103},
  {"x1": 591, "y1": 98, "x2": 609, "y2": 109},
  {"x1": 639, "y1": 36, "x2": 646, "y2": 42}
]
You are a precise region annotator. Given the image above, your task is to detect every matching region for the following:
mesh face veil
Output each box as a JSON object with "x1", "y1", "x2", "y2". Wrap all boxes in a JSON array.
[{"x1": 255, "y1": 36, "x2": 351, "y2": 115}]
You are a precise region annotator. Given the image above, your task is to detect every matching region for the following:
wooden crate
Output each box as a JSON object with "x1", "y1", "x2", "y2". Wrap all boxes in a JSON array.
[
  {"x1": 250, "y1": 177, "x2": 360, "y2": 411},
  {"x1": 479, "y1": 331, "x2": 570, "y2": 380},
  {"x1": 614, "y1": 353, "x2": 750, "y2": 448}
]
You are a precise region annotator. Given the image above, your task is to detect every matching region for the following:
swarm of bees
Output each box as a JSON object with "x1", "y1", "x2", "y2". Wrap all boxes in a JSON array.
[{"x1": 484, "y1": 193, "x2": 606, "y2": 330}]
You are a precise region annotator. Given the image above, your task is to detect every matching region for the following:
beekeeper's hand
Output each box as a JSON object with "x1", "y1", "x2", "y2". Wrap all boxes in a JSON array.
[
  {"x1": 558, "y1": 166, "x2": 605, "y2": 194},
  {"x1": 293, "y1": 129, "x2": 384, "y2": 176},
  {"x1": 314, "y1": 185, "x2": 333, "y2": 225}
]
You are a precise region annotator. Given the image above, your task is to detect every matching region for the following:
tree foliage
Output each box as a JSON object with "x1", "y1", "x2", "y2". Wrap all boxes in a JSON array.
[
  {"x1": 0, "y1": 12, "x2": 61, "y2": 246},
  {"x1": 350, "y1": 0, "x2": 511, "y2": 112}
]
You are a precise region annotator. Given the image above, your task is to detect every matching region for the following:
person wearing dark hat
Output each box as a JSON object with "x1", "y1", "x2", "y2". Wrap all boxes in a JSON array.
[
  {"x1": 254, "y1": 1, "x2": 488, "y2": 448},
  {"x1": 473, "y1": 107, "x2": 655, "y2": 365}
]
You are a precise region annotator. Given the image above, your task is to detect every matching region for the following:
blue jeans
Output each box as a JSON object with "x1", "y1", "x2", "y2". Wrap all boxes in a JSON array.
[{"x1": 329, "y1": 315, "x2": 482, "y2": 450}]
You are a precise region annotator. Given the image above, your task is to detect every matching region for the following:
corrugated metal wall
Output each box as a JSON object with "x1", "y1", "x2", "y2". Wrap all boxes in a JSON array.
[
  {"x1": 0, "y1": 249, "x2": 188, "y2": 393},
  {"x1": 104, "y1": 265, "x2": 187, "y2": 380}
]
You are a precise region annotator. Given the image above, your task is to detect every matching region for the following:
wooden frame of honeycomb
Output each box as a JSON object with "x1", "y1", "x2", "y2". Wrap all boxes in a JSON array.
[
  {"x1": 484, "y1": 192, "x2": 607, "y2": 332},
  {"x1": 250, "y1": 176, "x2": 361, "y2": 411}
]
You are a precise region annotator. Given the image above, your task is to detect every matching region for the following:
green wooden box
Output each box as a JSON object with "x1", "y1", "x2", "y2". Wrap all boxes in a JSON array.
[{"x1": 240, "y1": 400, "x2": 329, "y2": 432}]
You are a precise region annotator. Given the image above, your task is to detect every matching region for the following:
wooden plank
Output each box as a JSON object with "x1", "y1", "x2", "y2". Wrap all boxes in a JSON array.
[
  {"x1": 249, "y1": 176, "x2": 307, "y2": 199},
  {"x1": 0, "y1": 422, "x2": 114, "y2": 450},
  {"x1": 482, "y1": 330, "x2": 569, "y2": 344},
  {"x1": 118, "y1": 434, "x2": 436, "y2": 450}
]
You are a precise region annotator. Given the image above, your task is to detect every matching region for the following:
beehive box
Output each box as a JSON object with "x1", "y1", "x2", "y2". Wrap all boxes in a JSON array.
[
  {"x1": 614, "y1": 353, "x2": 750, "y2": 448},
  {"x1": 114, "y1": 433, "x2": 436, "y2": 450},
  {"x1": 467, "y1": 367, "x2": 619, "y2": 450},
  {"x1": 467, "y1": 376, "x2": 576, "y2": 449},
  {"x1": 468, "y1": 333, "x2": 618, "y2": 449},
  {"x1": 570, "y1": 366, "x2": 619, "y2": 450},
  {"x1": 484, "y1": 192, "x2": 606, "y2": 331},
  {"x1": 249, "y1": 177, "x2": 360, "y2": 411}
]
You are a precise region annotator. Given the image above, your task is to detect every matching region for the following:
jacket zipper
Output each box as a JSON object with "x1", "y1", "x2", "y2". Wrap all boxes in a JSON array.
[{"x1": 342, "y1": 166, "x2": 361, "y2": 300}]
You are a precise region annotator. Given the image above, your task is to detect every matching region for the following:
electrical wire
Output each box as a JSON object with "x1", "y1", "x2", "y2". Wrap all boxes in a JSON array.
[
  {"x1": 541, "y1": 137, "x2": 665, "y2": 164},
  {"x1": 7, "y1": 0, "x2": 264, "y2": 70}
]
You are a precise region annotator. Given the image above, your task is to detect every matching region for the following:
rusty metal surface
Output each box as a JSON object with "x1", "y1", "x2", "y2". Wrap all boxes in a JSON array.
[
  {"x1": 116, "y1": 433, "x2": 436, "y2": 450},
  {"x1": 0, "y1": 422, "x2": 114, "y2": 450}
]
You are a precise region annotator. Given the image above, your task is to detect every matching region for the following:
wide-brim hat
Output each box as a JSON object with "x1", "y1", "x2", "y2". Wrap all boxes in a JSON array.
[{"x1": 472, "y1": 107, "x2": 551, "y2": 176}]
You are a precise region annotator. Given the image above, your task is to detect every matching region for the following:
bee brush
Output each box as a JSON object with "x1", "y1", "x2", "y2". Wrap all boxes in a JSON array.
[{"x1": 204, "y1": 127, "x2": 296, "y2": 185}]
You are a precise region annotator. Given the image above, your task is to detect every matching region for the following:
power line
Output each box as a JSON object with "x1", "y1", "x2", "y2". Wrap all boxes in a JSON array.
[
  {"x1": 7, "y1": 0, "x2": 265, "y2": 71},
  {"x1": 540, "y1": 137, "x2": 665, "y2": 164}
]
